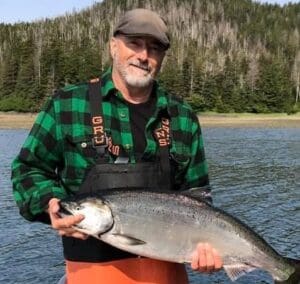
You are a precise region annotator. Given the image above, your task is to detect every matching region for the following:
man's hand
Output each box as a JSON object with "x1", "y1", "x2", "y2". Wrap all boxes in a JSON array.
[
  {"x1": 48, "y1": 198, "x2": 88, "y2": 240},
  {"x1": 191, "y1": 243, "x2": 223, "y2": 273}
]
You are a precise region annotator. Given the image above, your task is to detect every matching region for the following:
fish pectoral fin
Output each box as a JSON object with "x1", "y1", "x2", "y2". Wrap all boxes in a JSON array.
[
  {"x1": 111, "y1": 234, "x2": 146, "y2": 246},
  {"x1": 223, "y1": 263, "x2": 256, "y2": 281}
]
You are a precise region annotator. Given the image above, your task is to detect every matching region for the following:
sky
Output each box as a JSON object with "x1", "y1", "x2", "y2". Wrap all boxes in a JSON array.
[
  {"x1": 0, "y1": 0, "x2": 299, "y2": 24},
  {"x1": 0, "y1": 0, "x2": 99, "y2": 24}
]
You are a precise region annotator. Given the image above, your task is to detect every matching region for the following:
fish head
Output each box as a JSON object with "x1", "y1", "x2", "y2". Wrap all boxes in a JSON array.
[{"x1": 59, "y1": 196, "x2": 114, "y2": 236}]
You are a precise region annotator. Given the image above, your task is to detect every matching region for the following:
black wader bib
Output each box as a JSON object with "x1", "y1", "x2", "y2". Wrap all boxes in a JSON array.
[{"x1": 62, "y1": 79, "x2": 173, "y2": 262}]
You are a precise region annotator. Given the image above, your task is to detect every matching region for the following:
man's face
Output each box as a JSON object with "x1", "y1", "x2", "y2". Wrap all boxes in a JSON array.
[{"x1": 110, "y1": 35, "x2": 166, "y2": 88}]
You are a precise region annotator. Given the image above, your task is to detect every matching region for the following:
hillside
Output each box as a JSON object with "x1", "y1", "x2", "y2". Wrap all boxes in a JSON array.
[{"x1": 0, "y1": 0, "x2": 299, "y2": 113}]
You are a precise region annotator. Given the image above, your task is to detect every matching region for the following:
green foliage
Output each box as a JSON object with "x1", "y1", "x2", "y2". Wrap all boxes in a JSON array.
[
  {"x1": 256, "y1": 56, "x2": 293, "y2": 113},
  {"x1": 0, "y1": 0, "x2": 299, "y2": 113},
  {"x1": 0, "y1": 95, "x2": 34, "y2": 112},
  {"x1": 287, "y1": 103, "x2": 300, "y2": 115},
  {"x1": 186, "y1": 94, "x2": 206, "y2": 112}
]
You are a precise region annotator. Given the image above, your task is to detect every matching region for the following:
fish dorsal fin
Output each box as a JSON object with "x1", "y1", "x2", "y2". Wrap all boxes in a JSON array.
[
  {"x1": 111, "y1": 234, "x2": 146, "y2": 246},
  {"x1": 223, "y1": 264, "x2": 256, "y2": 281}
]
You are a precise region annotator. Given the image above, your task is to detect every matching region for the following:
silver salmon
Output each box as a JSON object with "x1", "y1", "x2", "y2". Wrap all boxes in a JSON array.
[{"x1": 59, "y1": 190, "x2": 300, "y2": 283}]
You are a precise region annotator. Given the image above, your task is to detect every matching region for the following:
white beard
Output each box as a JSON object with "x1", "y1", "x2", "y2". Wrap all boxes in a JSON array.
[
  {"x1": 113, "y1": 53, "x2": 155, "y2": 88},
  {"x1": 121, "y1": 71, "x2": 154, "y2": 88}
]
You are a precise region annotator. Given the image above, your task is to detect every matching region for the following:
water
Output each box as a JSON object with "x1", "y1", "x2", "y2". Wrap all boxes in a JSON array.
[{"x1": 1, "y1": 127, "x2": 299, "y2": 284}]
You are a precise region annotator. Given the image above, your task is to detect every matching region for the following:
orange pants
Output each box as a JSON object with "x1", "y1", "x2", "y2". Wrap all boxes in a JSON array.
[{"x1": 66, "y1": 258, "x2": 188, "y2": 284}]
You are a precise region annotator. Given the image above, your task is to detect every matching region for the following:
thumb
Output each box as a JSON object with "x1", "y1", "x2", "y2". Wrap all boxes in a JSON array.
[{"x1": 48, "y1": 198, "x2": 61, "y2": 214}]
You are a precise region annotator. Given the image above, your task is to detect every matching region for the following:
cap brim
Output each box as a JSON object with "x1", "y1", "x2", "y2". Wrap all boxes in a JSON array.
[{"x1": 114, "y1": 31, "x2": 170, "y2": 50}]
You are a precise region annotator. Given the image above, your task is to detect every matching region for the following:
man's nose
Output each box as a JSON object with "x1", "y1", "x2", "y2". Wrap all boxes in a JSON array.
[{"x1": 136, "y1": 46, "x2": 149, "y2": 61}]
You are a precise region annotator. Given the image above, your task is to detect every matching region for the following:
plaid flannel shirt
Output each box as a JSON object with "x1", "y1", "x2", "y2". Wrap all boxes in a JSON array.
[{"x1": 11, "y1": 68, "x2": 209, "y2": 222}]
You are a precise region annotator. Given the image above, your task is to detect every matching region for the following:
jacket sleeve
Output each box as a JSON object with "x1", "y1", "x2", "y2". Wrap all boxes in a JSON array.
[
  {"x1": 11, "y1": 97, "x2": 68, "y2": 223},
  {"x1": 182, "y1": 113, "x2": 212, "y2": 202}
]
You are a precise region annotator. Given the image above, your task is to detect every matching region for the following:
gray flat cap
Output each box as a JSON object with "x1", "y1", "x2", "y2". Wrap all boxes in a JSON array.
[{"x1": 113, "y1": 8, "x2": 170, "y2": 49}]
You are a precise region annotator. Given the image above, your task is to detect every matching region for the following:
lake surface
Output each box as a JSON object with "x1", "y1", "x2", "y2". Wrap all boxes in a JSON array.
[{"x1": 1, "y1": 127, "x2": 299, "y2": 284}]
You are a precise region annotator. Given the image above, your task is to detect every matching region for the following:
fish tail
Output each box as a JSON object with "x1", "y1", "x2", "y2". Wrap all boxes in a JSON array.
[{"x1": 275, "y1": 258, "x2": 300, "y2": 284}]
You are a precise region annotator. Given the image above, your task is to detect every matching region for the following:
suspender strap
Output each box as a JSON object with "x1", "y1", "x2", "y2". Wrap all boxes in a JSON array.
[
  {"x1": 154, "y1": 117, "x2": 172, "y2": 190},
  {"x1": 88, "y1": 79, "x2": 129, "y2": 163},
  {"x1": 88, "y1": 79, "x2": 108, "y2": 158},
  {"x1": 88, "y1": 78, "x2": 171, "y2": 177}
]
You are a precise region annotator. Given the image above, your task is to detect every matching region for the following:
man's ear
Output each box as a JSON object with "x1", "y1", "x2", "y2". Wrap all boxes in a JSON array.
[{"x1": 110, "y1": 37, "x2": 117, "y2": 58}]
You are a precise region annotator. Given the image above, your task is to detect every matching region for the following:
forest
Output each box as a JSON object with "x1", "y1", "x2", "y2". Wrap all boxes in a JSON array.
[{"x1": 0, "y1": 0, "x2": 299, "y2": 113}]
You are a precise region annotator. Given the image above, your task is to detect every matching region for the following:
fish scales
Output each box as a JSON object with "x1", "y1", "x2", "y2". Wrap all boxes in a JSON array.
[
  {"x1": 59, "y1": 190, "x2": 300, "y2": 283},
  {"x1": 96, "y1": 191, "x2": 294, "y2": 277}
]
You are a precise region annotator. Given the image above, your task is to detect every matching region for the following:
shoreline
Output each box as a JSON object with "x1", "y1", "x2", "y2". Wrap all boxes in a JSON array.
[
  {"x1": 198, "y1": 113, "x2": 300, "y2": 128},
  {"x1": 0, "y1": 112, "x2": 300, "y2": 129}
]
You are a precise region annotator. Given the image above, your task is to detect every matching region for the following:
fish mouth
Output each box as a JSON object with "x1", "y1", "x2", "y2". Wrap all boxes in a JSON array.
[{"x1": 58, "y1": 202, "x2": 73, "y2": 217}]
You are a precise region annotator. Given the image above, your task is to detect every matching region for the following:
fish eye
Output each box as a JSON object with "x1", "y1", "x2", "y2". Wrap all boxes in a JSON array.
[{"x1": 75, "y1": 206, "x2": 81, "y2": 211}]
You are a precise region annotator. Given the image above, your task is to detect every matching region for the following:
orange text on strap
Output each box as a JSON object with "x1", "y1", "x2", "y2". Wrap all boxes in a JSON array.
[
  {"x1": 154, "y1": 118, "x2": 170, "y2": 147},
  {"x1": 107, "y1": 137, "x2": 120, "y2": 156},
  {"x1": 92, "y1": 116, "x2": 106, "y2": 145}
]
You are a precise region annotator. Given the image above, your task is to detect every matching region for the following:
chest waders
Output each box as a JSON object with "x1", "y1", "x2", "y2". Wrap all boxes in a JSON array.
[
  {"x1": 62, "y1": 79, "x2": 175, "y2": 263},
  {"x1": 62, "y1": 79, "x2": 188, "y2": 284}
]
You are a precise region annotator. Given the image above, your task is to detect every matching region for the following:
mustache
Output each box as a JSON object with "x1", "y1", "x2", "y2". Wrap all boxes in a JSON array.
[{"x1": 128, "y1": 60, "x2": 151, "y2": 72}]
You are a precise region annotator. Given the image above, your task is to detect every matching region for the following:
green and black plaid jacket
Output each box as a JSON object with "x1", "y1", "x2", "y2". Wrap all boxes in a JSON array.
[{"x1": 11, "y1": 68, "x2": 209, "y2": 222}]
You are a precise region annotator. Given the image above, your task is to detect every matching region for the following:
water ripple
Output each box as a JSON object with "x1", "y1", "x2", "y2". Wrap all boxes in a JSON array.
[{"x1": 1, "y1": 128, "x2": 299, "y2": 284}]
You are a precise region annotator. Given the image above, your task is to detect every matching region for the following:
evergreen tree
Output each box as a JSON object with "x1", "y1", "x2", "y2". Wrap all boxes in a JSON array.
[
  {"x1": 0, "y1": 0, "x2": 298, "y2": 113},
  {"x1": 256, "y1": 56, "x2": 293, "y2": 112}
]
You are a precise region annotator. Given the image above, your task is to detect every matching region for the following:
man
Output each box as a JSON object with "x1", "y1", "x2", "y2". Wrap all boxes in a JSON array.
[{"x1": 12, "y1": 8, "x2": 222, "y2": 284}]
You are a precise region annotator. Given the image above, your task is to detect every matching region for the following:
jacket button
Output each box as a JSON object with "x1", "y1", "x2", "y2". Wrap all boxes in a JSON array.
[{"x1": 81, "y1": 142, "x2": 87, "y2": 148}]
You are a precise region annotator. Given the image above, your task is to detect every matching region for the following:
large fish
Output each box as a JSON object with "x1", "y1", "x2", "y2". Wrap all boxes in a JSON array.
[{"x1": 59, "y1": 190, "x2": 300, "y2": 283}]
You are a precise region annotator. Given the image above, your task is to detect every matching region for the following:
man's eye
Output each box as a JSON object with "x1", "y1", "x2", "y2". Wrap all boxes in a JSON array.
[
  {"x1": 149, "y1": 45, "x2": 163, "y2": 53},
  {"x1": 128, "y1": 40, "x2": 139, "y2": 46},
  {"x1": 151, "y1": 46, "x2": 160, "y2": 51}
]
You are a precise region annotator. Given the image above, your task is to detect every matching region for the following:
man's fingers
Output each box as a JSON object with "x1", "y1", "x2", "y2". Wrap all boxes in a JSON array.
[
  {"x1": 58, "y1": 227, "x2": 79, "y2": 235},
  {"x1": 58, "y1": 228, "x2": 88, "y2": 238},
  {"x1": 52, "y1": 214, "x2": 84, "y2": 230},
  {"x1": 198, "y1": 243, "x2": 207, "y2": 272},
  {"x1": 212, "y1": 248, "x2": 223, "y2": 270},
  {"x1": 47, "y1": 198, "x2": 88, "y2": 241},
  {"x1": 47, "y1": 197, "x2": 85, "y2": 230},
  {"x1": 191, "y1": 250, "x2": 199, "y2": 270},
  {"x1": 71, "y1": 232, "x2": 89, "y2": 240},
  {"x1": 203, "y1": 243, "x2": 215, "y2": 272},
  {"x1": 58, "y1": 228, "x2": 88, "y2": 240},
  {"x1": 59, "y1": 214, "x2": 85, "y2": 227},
  {"x1": 48, "y1": 198, "x2": 60, "y2": 214},
  {"x1": 191, "y1": 243, "x2": 223, "y2": 273}
]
